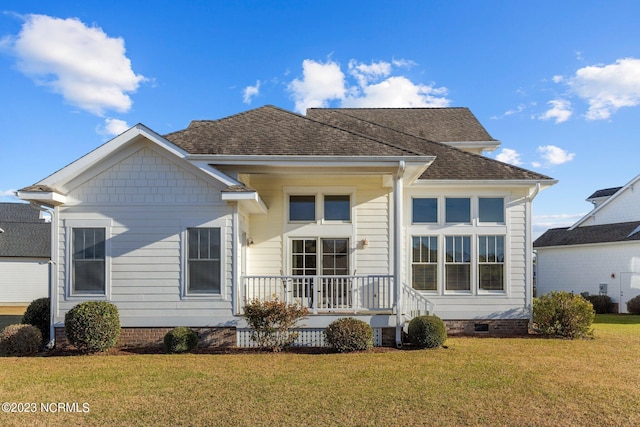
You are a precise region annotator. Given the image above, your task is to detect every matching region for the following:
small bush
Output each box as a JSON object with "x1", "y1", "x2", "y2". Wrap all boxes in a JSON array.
[
  {"x1": 324, "y1": 317, "x2": 373, "y2": 352},
  {"x1": 65, "y1": 301, "x2": 121, "y2": 353},
  {"x1": 533, "y1": 291, "x2": 594, "y2": 339},
  {"x1": 243, "y1": 298, "x2": 308, "y2": 352},
  {"x1": 22, "y1": 297, "x2": 50, "y2": 344},
  {"x1": 585, "y1": 295, "x2": 613, "y2": 314},
  {"x1": 164, "y1": 327, "x2": 198, "y2": 353},
  {"x1": 407, "y1": 315, "x2": 447, "y2": 349},
  {"x1": 627, "y1": 295, "x2": 640, "y2": 315},
  {"x1": 0, "y1": 324, "x2": 42, "y2": 357}
]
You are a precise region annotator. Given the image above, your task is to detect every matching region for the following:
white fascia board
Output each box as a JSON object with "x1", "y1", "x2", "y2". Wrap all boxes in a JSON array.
[
  {"x1": 16, "y1": 191, "x2": 66, "y2": 207},
  {"x1": 187, "y1": 154, "x2": 434, "y2": 168},
  {"x1": 412, "y1": 179, "x2": 558, "y2": 189},
  {"x1": 221, "y1": 191, "x2": 268, "y2": 214}
]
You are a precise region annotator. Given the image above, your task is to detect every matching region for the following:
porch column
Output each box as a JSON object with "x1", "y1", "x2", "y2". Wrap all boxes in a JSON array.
[{"x1": 394, "y1": 161, "x2": 405, "y2": 347}]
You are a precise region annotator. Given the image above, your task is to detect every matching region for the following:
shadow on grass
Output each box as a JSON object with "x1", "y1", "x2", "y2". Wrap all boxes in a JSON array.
[{"x1": 593, "y1": 314, "x2": 640, "y2": 324}]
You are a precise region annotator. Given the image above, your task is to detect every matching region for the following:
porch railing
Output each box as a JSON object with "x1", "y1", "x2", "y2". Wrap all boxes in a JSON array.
[
  {"x1": 242, "y1": 275, "x2": 393, "y2": 314},
  {"x1": 402, "y1": 285, "x2": 434, "y2": 319}
]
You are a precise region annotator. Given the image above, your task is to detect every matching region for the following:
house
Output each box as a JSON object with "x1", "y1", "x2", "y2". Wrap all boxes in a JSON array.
[
  {"x1": 17, "y1": 105, "x2": 555, "y2": 347},
  {"x1": 534, "y1": 174, "x2": 640, "y2": 313},
  {"x1": 0, "y1": 202, "x2": 50, "y2": 305}
]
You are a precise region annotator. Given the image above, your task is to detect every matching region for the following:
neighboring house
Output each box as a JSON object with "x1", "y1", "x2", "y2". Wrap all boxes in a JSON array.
[
  {"x1": 0, "y1": 202, "x2": 50, "y2": 305},
  {"x1": 17, "y1": 105, "x2": 555, "y2": 347},
  {"x1": 534, "y1": 174, "x2": 640, "y2": 313}
]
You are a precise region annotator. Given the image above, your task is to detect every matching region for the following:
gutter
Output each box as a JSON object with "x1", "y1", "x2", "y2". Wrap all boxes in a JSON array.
[{"x1": 29, "y1": 202, "x2": 56, "y2": 349}]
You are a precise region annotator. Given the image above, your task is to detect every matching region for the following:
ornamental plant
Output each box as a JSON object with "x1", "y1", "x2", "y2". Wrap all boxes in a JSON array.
[
  {"x1": 584, "y1": 295, "x2": 613, "y2": 314},
  {"x1": 324, "y1": 317, "x2": 373, "y2": 352},
  {"x1": 533, "y1": 291, "x2": 595, "y2": 339},
  {"x1": 243, "y1": 298, "x2": 308, "y2": 352},
  {"x1": 65, "y1": 301, "x2": 121, "y2": 352},
  {"x1": 164, "y1": 327, "x2": 199, "y2": 353},
  {"x1": 22, "y1": 297, "x2": 50, "y2": 344},
  {"x1": 627, "y1": 295, "x2": 640, "y2": 315},
  {"x1": 407, "y1": 314, "x2": 447, "y2": 349},
  {"x1": 0, "y1": 324, "x2": 42, "y2": 357}
]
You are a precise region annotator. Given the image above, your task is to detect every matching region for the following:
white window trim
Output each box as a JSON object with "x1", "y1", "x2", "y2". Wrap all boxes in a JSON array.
[
  {"x1": 286, "y1": 236, "x2": 354, "y2": 276},
  {"x1": 64, "y1": 219, "x2": 112, "y2": 300},
  {"x1": 284, "y1": 186, "x2": 356, "y2": 225},
  {"x1": 180, "y1": 218, "x2": 228, "y2": 300},
  {"x1": 477, "y1": 234, "x2": 508, "y2": 295},
  {"x1": 477, "y1": 197, "x2": 506, "y2": 225},
  {"x1": 410, "y1": 235, "x2": 439, "y2": 294}
]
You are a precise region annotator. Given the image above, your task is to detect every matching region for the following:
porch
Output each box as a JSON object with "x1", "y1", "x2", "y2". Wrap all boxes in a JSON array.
[{"x1": 241, "y1": 275, "x2": 434, "y2": 317}]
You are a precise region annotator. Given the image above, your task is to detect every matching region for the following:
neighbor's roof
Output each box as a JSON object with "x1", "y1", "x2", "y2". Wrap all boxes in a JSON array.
[
  {"x1": 0, "y1": 203, "x2": 50, "y2": 258},
  {"x1": 587, "y1": 186, "x2": 622, "y2": 200},
  {"x1": 534, "y1": 221, "x2": 640, "y2": 248},
  {"x1": 166, "y1": 105, "x2": 552, "y2": 182}
]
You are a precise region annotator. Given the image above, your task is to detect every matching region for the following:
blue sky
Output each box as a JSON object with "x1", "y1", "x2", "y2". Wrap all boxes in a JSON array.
[{"x1": 1, "y1": 1, "x2": 639, "y2": 237}]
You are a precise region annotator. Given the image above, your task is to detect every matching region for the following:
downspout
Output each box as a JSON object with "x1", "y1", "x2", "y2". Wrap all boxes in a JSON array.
[
  {"x1": 394, "y1": 161, "x2": 405, "y2": 348},
  {"x1": 525, "y1": 183, "x2": 541, "y2": 326},
  {"x1": 29, "y1": 202, "x2": 56, "y2": 349}
]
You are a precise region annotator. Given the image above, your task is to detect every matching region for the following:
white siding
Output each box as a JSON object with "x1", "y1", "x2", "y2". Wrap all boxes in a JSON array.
[
  {"x1": 536, "y1": 241, "x2": 640, "y2": 308},
  {"x1": 0, "y1": 258, "x2": 49, "y2": 303},
  {"x1": 53, "y1": 145, "x2": 234, "y2": 327},
  {"x1": 580, "y1": 184, "x2": 640, "y2": 226}
]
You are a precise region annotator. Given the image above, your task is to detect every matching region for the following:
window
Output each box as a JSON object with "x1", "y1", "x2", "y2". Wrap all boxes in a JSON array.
[
  {"x1": 292, "y1": 239, "x2": 317, "y2": 276},
  {"x1": 187, "y1": 228, "x2": 221, "y2": 294},
  {"x1": 445, "y1": 236, "x2": 471, "y2": 291},
  {"x1": 479, "y1": 198, "x2": 505, "y2": 223},
  {"x1": 413, "y1": 198, "x2": 438, "y2": 223},
  {"x1": 289, "y1": 195, "x2": 316, "y2": 221},
  {"x1": 324, "y1": 195, "x2": 350, "y2": 221},
  {"x1": 412, "y1": 236, "x2": 438, "y2": 291},
  {"x1": 72, "y1": 228, "x2": 106, "y2": 294},
  {"x1": 445, "y1": 198, "x2": 471, "y2": 223},
  {"x1": 478, "y1": 235, "x2": 504, "y2": 291},
  {"x1": 321, "y1": 239, "x2": 349, "y2": 275}
]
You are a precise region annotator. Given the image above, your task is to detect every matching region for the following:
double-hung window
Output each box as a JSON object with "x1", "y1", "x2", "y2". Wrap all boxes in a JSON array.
[
  {"x1": 478, "y1": 235, "x2": 505, "y2": 291},
  {"x1": 412, "y1": 236, "x2": 438, "y2": 291},
  {"x1": 72, "y1": 228, "x2": 106, "y2": 294},
  {"x1": 445, "y1": 235, "x2": 471, "y2": 291},
  {"x1": 187, "y1": 228, "x2": 221, "y2": 294}
]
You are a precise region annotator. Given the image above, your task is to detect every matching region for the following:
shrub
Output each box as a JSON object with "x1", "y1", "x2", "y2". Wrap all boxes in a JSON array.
[
  {"x1": 65, "y1": 301, "x2": 121, "y2": 353},
  {"x1": 533, "y1": 291, "x2": 594, "y2": 339},
  {"x1": 164, "y1": 327, "x2": 198, "y2": 353},
  {"x1": 627, "y1": 295, "x2": 640, "y2": 315},
  {"x1": 324, "y1": 317, "x2": 373, "y2": 352},
  {"x1": 243, "y1": 298, "x2": 308, "y2": 352},
  {"x1": 585, "y1": 295, "x2": 613, "y2": 314},
  {"x1": 0, "y1": 324, "x2": 42, "y2": 356},
  {"x1": 22, "y1": 297, "x2": 50, "y2": 344},
  {"x1": 407, "y1": 315, "x2": 447, "y2": 349}
]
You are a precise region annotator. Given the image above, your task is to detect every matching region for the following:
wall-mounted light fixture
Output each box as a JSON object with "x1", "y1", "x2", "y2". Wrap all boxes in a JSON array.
[
  {"x1": 611, "y1": 273, "x2": 616, "y2": 279},
  {"x1": 361, "y1": 238, "x2": 369, "y2": 249},
  {"x1": 247, "y1": 237, "x2": 254, "y2": 247}
]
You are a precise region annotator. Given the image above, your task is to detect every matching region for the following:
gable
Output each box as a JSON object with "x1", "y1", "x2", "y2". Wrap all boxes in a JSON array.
[
  {"x1": 534, "y1": 221, "x2": 640, "y2": 248},
  {"x1": 66, "y1": 145, "x2": 227, "y2": 206},
  {"x1": 572, "y1": 174, "x2": 640, "y2": 228}
]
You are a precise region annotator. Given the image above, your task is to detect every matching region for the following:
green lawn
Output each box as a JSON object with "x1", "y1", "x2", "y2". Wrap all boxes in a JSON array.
[{"x1": 1, "y1": 315, "x2": 639, "y2": 426}]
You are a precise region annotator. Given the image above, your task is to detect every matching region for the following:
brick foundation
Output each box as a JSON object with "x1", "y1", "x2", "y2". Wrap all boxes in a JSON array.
[
  {"x1": 444, "y1": 319, "x2": 529, "y2": 336},
  {"x1": 54, "y1": 327, "x2": 236, "y2": 349}
]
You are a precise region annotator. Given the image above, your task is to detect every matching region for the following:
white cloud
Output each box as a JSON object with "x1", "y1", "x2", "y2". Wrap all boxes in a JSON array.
[
  {"x1": 288, "y1": 59, "x2": 346, "y2": 113},
  {"x1": 97, "y1": 118, "x2": 130, "y2": 137},
  {"x1": 243, "y1": 80, "x2": 261, "y2": 104},
  {"x1": 495, "y1": 148, "x2": 523, "y2": 166},
  {"x1": 287, "y1": 58, "x2": 450, "y2": 113},
  {"x1": 568, "y1": 58, "x2": 640, "y2": 120},
  {"x1": 552, "y1": 75, "x2": 564, "y2": 83},
  {"x1": 537, "y1": 145, "x2": 575, "y2": 166},
  {"x1": 7, "y1": 14, "x2": 145, "y2": 116},
  {"x1": 538, "y1": 99, "x2": 572, "y2": 123}
]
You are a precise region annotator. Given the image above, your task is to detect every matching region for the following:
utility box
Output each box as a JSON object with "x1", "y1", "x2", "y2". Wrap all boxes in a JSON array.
[{"x1": 599, "y1": 283, "x2": 607, "y2": 295}]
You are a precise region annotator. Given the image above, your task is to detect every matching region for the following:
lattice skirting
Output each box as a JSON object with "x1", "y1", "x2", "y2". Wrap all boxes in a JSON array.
[{"x1": 236, "y1": 328, "x2": 385, "y2": 347}]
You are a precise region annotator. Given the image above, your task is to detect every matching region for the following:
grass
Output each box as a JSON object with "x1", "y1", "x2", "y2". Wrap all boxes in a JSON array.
[{"x1": 1, "y1": 315, "x2": 639, "y2": 426}]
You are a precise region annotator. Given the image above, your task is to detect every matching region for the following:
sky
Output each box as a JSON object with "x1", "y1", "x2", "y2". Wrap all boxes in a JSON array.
[{"x1": 1, "y1": 1, "x2": 639, "y2": 238}]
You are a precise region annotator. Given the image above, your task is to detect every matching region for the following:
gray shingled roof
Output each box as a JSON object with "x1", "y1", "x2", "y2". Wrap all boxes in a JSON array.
[
  {"x1": 165, "y1": 105, "x2": 420, "y2": 157},
  {"x1": 587, "y1": 187, "x2": 622, "y2": 200},
  {"x1": 165, "y1": 105, "x2": 552, "y2": 181},
  {"x1": 308, "y1": 107, "x2": 497, "y2": 142},
  {"x1": 534, "y1": 221, "x2": 640, "y2": 248},
  {"x1": 0, "y1": 203, "x2": 50, "y2": 258}
]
